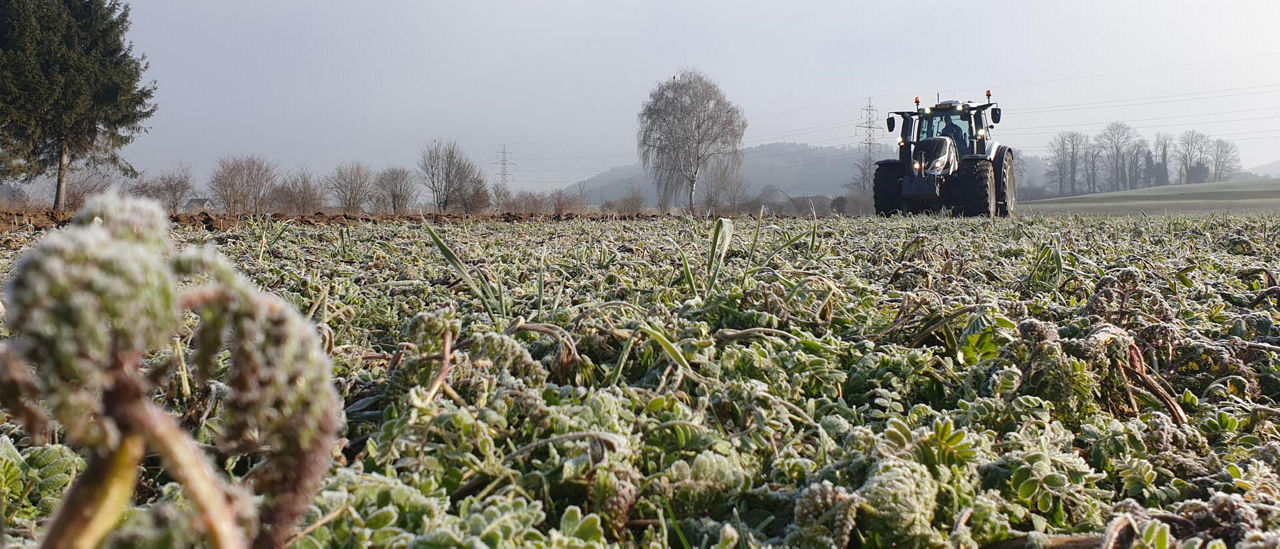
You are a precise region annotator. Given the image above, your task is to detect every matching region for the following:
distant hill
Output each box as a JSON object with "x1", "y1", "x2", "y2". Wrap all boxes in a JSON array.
[
  {"x1": 565, "y1": 142, "x2": 1054, "y2": 206},
  {"x1": 564, "y1": 142, "x2": 890, "y2": 206},
  {"x1": 1250, "y1": 160, "x2": 1280, "y2": 177}
]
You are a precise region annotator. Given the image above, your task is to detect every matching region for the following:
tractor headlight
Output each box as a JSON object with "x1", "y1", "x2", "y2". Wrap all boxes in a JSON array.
[
  {"x1": 930, "y1": 157, "x2": 947, "y2": 170},
  {"x1": 913, "y1": 161, "x2": 921, "y2": 170}
]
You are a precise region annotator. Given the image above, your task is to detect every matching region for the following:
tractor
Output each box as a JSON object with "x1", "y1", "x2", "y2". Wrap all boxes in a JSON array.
[{"x1": 873, "y1": 91, "x2": 1016, "y2": 217}]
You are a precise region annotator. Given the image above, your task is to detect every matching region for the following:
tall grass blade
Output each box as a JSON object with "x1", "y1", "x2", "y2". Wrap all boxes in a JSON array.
[
  {"x1": 424, "y1": 224, "x2": 502, "y2": 326},
  {"x1": 706, "y1": 218, "x2": 733, "y2": 295}
]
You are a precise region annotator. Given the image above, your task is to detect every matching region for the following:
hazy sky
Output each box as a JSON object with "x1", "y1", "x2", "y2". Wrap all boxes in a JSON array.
[{"x1": 122, "y1": 0, "x2": 1280, "y2": 191}]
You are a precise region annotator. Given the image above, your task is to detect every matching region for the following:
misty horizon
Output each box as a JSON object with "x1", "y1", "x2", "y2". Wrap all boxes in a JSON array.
[{"x1": 110, "y1": 1, "x2": 1280, "y2": 193}]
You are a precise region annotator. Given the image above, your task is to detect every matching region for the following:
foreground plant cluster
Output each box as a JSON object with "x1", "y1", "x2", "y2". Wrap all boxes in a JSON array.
[{"x1": 0, "y1": 202, "x2": 1279, "y2": 548}]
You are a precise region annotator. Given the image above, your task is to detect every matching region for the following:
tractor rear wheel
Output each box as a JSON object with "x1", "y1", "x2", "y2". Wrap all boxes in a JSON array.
[
  {"x1": 873, "y1": 162, "x2": 905, "y2": 216},
  {"x1": 995, "y1": 149, "x2": 1018, "y2": 217},
  {"x1": 944, "y1": 159, "x2": 996, "y2": 217}
]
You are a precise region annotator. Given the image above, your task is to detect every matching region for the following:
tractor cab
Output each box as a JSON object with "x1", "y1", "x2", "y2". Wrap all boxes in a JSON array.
[
  {"x1": 873, "y1": 91, "x2": 1016, "y2": 217},
  {"x1": 886, "y1": 95, "x2": 1003, "y2": 166}
]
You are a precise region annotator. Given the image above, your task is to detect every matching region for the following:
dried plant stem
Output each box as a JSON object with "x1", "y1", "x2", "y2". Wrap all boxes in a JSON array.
[
  {"x1": 40, "y1": 432, "x2": 145, "y2": 549},
  {"x1": 714, "y1": 327, "x2": 797, "y2": 341},
  {"x1": 422, "y1": 329, "x2": 453, "y2": 403},
  {"x1": 503, "y1": 431, "x2": 628, "y2": 464},
  {"x1": 980, "y1": 535, "x2": 1103, "y2": 549},
  {"x1": 128, "y1": 402, "x2": 247, "y2": 549},
  {"x1": 284, "y1": 504, "x2": 348, "y2": 547}
]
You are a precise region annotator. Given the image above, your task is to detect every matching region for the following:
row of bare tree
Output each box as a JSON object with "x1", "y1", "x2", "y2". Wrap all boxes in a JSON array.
[
  {"x1": 0, "y1": 140, "x2": 610, "y2": 217},
  {"x1": 205, "y1": 141, "x2": 496, "y2": 216},
  {"x1": 1046, "y1": 124, "x2": 1241, "y2": 195},
  {"x1": 0, "y1": 140, "x2": 540, "y2": 216}
]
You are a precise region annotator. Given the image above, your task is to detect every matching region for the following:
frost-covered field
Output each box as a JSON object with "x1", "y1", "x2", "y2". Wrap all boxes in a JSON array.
[{"x1": 3, "y1": 211, "x2": 1280, "y2": 547}]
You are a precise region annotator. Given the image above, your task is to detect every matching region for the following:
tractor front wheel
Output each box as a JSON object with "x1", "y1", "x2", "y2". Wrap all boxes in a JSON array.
[
  {"x1": 944, "y1": 159, "x2": 996, "y2": 217},
  {"x1": 873, "y1": 163, "x2": 905, "y2": 216}
]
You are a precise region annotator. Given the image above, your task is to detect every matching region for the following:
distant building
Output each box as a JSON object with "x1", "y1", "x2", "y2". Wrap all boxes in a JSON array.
[{"x1": 184, "y1": 197, "x2": 214, "y2": 212}]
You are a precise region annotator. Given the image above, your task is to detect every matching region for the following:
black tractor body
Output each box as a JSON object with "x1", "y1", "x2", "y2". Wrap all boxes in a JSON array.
[{"x1": 873, "y1": 95, "x2": 1016, "y2": 217}]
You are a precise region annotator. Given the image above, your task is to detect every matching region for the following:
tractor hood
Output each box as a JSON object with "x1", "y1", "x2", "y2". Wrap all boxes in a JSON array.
[{"x1": 914, "y1": 137, "x2": 957, "y2": 175}]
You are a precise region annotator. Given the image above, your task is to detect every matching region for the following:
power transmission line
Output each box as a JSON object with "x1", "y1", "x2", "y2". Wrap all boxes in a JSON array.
[
  {"x1": 493, "y1": 145, "x2": 517, "y2": 188},
  {"x1": 750, "y1": 51, "x2": 1280, "y2": 121},
  {"x1": 510, "y1": 82, "x2": 1280, "y2": 164},
  {"x1": 852, "y1": 98, "x2": 880, "y2": 192},
  {"x1": 501, "y1": 79, "x2": 1280, "y2": 179}
]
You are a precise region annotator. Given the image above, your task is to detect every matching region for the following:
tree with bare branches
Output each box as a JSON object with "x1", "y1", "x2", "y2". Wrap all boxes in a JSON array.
[
  {"x1": 638, "y1": 70, "x2": 747, "y2": 214},
  {"x1": 324, "y1": 163, "x2": 373, "y2": 214},
  {"x1": 373, "y1": 167, "x2": 418, "y2": 215},
  {"x1": 209, "y1": 155, "x2": 277, "y2": 215},
  {"x1": 266, "y1": 169, "x2": 325, "y2": 215},
  {"x1": 1209, "y1": 139, "x2": 1241, "y2": 182},
  {"x1": 491, "y1": 180, "x2": 512, "y2": 213},
  {"x1": 128, "y1": 165, "x2": 193, "y2": 214},
  {"x1": 1175, "y1": 130, "x2": 1210, "y2": 184},
  {"x1": 1046, "y1": 131, "x2": 1088, "y2": 195},
  {"x1": 417, "y1": 140, "x2": 480, "y2": 213},
  {"x1": 703, "y1": 173, "x2": 746, "y2": 216},
  {"x1": 1152, "y1": 133, "x2": 1174, "y2": 186},
  {"x1": 456, "y1": 173, "x2": 491, "y2": 214},
  {"x1": 508, "y1": 190, "x2": 550, "y2": 215},
  {"x1": 1096, "y1": 122, "x2": 1138, "y2": 191},
  {"x1": 63, "y1": 169, "x2": 116, "y2": 211},
  {"x1": 606, "y1": 184, "x2": 647, "y2": 215}
]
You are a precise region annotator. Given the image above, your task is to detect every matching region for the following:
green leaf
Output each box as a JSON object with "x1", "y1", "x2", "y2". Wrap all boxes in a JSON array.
[
  {"x1": 1036, "y1": 491, "x2": 1053, "y2": 513},
  {"x1": 1042, "y1": 473, "x2": 1067, "y2": 489},
  {"x1": 1018, "y1": 479, "x2": 1039, "y2": 500},
  {"x1": 1011, "y1": 466, "x2": 1033, "y2": 488}
]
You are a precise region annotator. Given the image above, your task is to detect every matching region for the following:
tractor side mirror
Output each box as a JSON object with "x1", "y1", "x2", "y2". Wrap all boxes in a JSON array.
[
  {"x1": 990, "y1": 108, "x2": 1002, "y2": 124},
  {"x1": 886, "y1": 117, "x2": 895, "y2": 132}
]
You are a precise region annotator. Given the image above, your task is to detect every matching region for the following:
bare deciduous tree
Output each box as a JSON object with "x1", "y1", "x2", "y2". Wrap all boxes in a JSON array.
[
  {"x1": 1083, "y1": 144, "x2": 1103, "y2": 194},
  {"x1": 1126, "y1": 137, "x2": 1149, "y2": 190},
  {"x1": 703, "y1": 173, "x2": 745, "y2": 216},
  {"x1": 551, "y1": 189, "x2": 574, "y2": 216},
  {"x1": 491, "y1": 180, "x2": 512, "y2": 213},
  {"x1": 1175, "y1": 130, "x2": 1210, "y2": 184},
  {"x1": 266, "y1": 169, "x2": 325, "y2": 215},
  {"x1": 1096, "y1": 122, "x2": 1138, "y2": 191},
  {"x1": 1152, "y1": 133, "x2": 1174, "y2": 186},
  {"x1": 324, "y1": 162, "x2": 373, "y2": 214},
  {"x1": 63, "y1": 169, "x2": 117, "y2": 211},
  {"x1": 418, "y1": 140, "x2": 480, "y2": 213},
  {"x1": 1046, "y1": 132, "x2": 1088, "y2": 195},
  {"x1": 210, "y1": 155, "x2": 277, "y2": 215},
  {"x1": 638, "y1": 70, "x2": 747, "y2": 213},
  {"x1": 1209, "y1": 139, "x2": 1241, "y2": 182},
  {"x1": 606, "y1": 184, "x2": 647, "y2": 215},
  {"x1": 456, "y1": 174, "x2": 491, "y2": 214},
  {"x1": 372, "y1": 167, "x2": 418, "y2": 215},
  {"x1": 128, "y1": 164, "x2": 193, "y2": 214},
  {"x1": 505, "y1": 190, "x2": 548, "y2": 215}
]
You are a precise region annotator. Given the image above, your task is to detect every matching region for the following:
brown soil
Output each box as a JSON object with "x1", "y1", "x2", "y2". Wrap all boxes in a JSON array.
[{"x1": 0, "y1": 209, "x2": 76, "y2": 232}]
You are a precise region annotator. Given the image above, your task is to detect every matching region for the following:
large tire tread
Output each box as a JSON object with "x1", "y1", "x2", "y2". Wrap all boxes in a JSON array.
[
  {"x1": 873, "y1": 163, "x2": 905, "y2": 216},
  {"x1": 943, "y1": 159, "x2": 996, "y2": 217}
]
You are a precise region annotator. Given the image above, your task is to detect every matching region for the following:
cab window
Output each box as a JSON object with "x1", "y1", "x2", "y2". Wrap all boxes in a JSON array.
[{"x1": 918, "y1": 114, "x2": 971, "y2": 142}]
